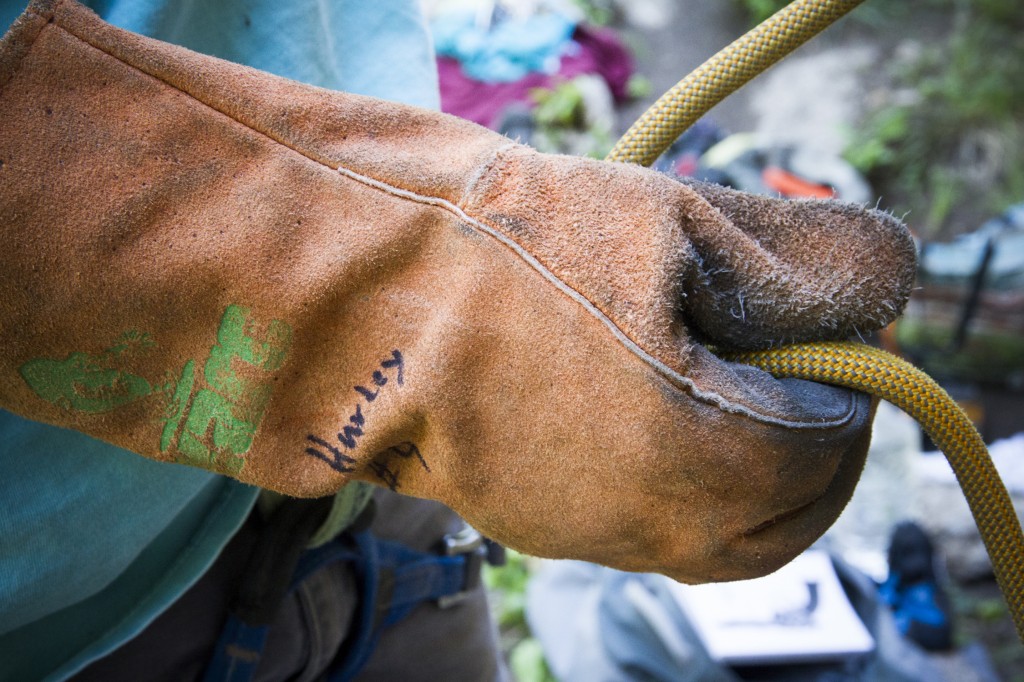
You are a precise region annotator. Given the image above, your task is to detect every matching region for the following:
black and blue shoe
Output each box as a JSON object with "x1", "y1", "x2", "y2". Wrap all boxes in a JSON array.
[{"x1": 878, "y1": 521, "x2": 954, "y2": 651}]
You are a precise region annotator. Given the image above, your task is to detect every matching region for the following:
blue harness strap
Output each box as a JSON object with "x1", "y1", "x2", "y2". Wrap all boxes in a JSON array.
[
  {"x1": 326, "y1": 530, "x2": 480, "y2": 681},
  {"x1": 202, "y1": 503, "x2": 489, "y2": 682}
]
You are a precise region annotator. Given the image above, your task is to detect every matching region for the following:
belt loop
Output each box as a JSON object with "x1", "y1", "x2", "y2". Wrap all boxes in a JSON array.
[{"x1": 201, "y1": 616, "x2": 270, "y2": 682}]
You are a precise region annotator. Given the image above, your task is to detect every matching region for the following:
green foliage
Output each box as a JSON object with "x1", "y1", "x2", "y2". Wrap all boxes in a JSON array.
[
  {"x1": 973, "y1": 597, "x2": 1010, "y2": 622},
  {"x1": 531, "y1": 81, "x2": 588, "y2": 129},
  {"x1": 844, "y1": 107, "x2": 909, "y2": 172},
  {"x1": 735, "y1": 0, "x2": 789, "y2": 24},
  {"x1": 570, "y1": 0, "x2": 614, "y2": 26},
  {"x1": 731, "y1": 0, "x2": 912, "y2": 26},
  {"x1": 529, "y1": 79, "x2": 615, "y2": 158},
  {"x1": 483, "y1": 548, "x2": 531, "y2": 629},
  {"x1": 626, "y1": 74, "x2": 653, "y2": 100},
  {"x1": 510, "y1": 638, "x2": 557, "y2": 682},
  {"x1": 483, "y1": 550, "x2": 558, "y2": 681},
  {"x1": 846, "y1": 0, "x2": 1024, "y2": 237}
]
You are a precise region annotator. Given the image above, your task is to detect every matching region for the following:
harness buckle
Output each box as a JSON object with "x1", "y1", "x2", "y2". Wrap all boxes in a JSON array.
[{"x1": 437, "y1": 525, "x2": 487, "y2": 608}]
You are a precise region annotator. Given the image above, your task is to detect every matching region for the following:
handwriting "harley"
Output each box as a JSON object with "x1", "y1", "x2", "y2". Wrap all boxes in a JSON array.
[{"x1": 304, "y1": 350, "x2": 404, "y2": 473}]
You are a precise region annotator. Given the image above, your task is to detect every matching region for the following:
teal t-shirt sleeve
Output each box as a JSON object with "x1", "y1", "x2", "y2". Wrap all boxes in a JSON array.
[
  {"x1": 0, "y1": 407, "x2": 262, "y2": 682},
  {"x1": 0, "y1": 413, "x2": 256, "y2": 636}
]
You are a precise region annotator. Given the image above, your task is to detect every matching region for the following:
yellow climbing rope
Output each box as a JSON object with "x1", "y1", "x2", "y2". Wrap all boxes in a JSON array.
[
  {"x1": 607, "y1": 0, "x2": 1024, "y2": 641},
  {"x1": 608, "y1": 0, "x2": 866, "y2": 167}
]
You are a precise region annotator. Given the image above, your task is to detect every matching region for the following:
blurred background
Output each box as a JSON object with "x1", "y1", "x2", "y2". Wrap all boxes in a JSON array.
[{"x1": 423, "y1": 1, "x2": 1024, "y2": 679}]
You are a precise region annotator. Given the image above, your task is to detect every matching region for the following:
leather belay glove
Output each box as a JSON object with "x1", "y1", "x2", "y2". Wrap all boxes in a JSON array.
[{"x1": 0, "y1": 0, "x2": 916, "y2": 582}]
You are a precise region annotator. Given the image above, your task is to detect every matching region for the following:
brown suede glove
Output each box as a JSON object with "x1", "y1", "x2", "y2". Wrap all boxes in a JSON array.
[{"x1": 0, "y1": 0, "x2": 916, "y2": 582}]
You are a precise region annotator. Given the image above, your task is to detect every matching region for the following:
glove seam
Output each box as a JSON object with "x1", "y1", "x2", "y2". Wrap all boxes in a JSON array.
[
  {"x1": 0, "y1": 1, "x2": 57, "y2": 95},
  {"x1": 33, "y1": 15, "x2": 856, "y2": 432},
  {"x1": 333, "y1": 162, "x2": 857, "y2": 432},
  {"x1": 460, "y1": 141, "x2": 519, "y2": 211}
]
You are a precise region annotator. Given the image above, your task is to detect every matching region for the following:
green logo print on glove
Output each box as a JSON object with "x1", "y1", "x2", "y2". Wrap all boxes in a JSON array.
[
  {"x1": 19, "y1": 305, "x2": 292, "y2": 475},
  {"x1": 19, "y1": 331, "x2": 159, "y2": 414}
]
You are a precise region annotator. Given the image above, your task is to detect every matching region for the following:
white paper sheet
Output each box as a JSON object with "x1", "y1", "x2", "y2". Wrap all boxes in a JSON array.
[{"x1": 666, "y1": 550, "x2": 875, "y2": 664}]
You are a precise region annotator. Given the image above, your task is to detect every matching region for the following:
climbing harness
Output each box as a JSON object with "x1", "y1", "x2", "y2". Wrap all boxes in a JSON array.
[
  {"x1": 607, "y1": 0, "x2": 1024, "y2": 642},
  {"x1": 202, "y1": 498, "x2": 496, "y2": 682}
]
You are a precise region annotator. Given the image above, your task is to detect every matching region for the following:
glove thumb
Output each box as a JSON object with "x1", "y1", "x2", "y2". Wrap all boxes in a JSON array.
[{"x1": 678, "y1": 179, "x2": 916, "y2": 350}]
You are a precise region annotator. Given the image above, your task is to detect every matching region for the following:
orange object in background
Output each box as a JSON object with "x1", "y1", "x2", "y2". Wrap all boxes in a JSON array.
[{"x1": 763, "y1": 166, "x2": 835, "y2": 199}]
